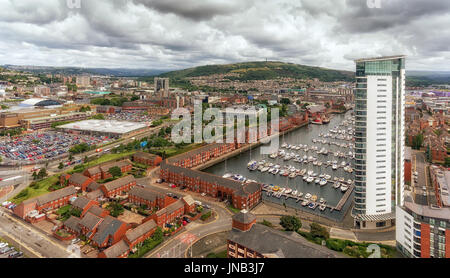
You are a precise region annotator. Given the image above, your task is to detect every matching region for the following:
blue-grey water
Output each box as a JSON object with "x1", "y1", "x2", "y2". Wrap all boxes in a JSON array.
[{"x1": 205, "y1": 111, "x2": 354, "y2": 222}]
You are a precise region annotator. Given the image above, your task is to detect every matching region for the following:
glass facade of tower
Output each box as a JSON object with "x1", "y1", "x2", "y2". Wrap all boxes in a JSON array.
[{"x1": 353, "y1": 57, "x2": 405, "y2": 216}]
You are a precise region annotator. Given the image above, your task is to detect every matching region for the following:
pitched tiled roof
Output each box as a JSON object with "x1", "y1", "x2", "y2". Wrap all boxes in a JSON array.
[
  {"x1": 87, "y1": 181, "x2": 101, "y2": 191},
  {"x1": 92, "y1": 216, "x2": 127, "y2": 246},
  {"x1": 228, "y1": 224, "x2": 344, "y2": 258},
  {"x1": 36, "y1": 186, "x2": 77, "y2": 206},
  {"x1": 72, "y1": 196, "x2": 92, "y2": 210},
  {"x1": 129, "y1": 186, "x2": 163, "y2": 202},
  {"x1": 69, "y1": 173, "x2": 91, "y2": 185},
  {"x1": 103, "y1": 175, "x2": 136, "y2": 192},
  {"x1": 166, "y1": 143, "x2": 226, "y2": 164},
  {"x1": 99, "y1": 160, "x2": 131, "y2": 173},
  {"x1": 101, "y1": 239, "x2": 130, "y2": 258},
  {"x1": 86, "y1": 189, "x2": 104, "y2": 200},
  {"x1": 85, "y1": 166, "x2": 101, "y2": 175},
  {"x1": 125, "y1": 220, "x2": 157, "y2": 243},
  {"x1": 86, "y1": 205, "x2": 106, "y2": 218},
  {"x1": 182, "y1": 195, "x2": 195, "y2": 207},
  {"x1": 156, "y1": 199, "x2": 185, "y2": 216},
  {"x1": 79, "y1": 212, "x2": 103, "y2": 231},
  {"x1": 64, "y1": 216, "x2": 81, "y2": 233}
]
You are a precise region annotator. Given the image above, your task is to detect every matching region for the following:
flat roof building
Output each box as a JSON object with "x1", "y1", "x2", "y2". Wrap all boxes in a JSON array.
[{"x1": 58, "y1": 120, "x2": 148, "y2": 138}]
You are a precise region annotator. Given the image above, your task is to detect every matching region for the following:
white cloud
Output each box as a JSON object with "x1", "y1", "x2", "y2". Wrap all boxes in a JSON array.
[{"x1": 0, "y1": 0, "x2": 448, "y2": 71}]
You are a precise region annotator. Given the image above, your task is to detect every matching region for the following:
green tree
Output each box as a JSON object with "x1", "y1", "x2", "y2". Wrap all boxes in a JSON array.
[
  {"x1": 280, "y1": 215, "x2": 302, "y2": 232},
  {"x1": 58, "y1": 162, "x2": 64, "y2": 169},
  {"x1": 37, "y1": 168, "x2": 48, "y2": 179},
  {"x1": 310, "y1": 223, "x2": 329, "y2": 240},
  {"x1": 108, "y1": 166, "x2": 122, "y2": 178},
  {"x1": 280, "y1": 98, "x2": 291, "y2": 105}
]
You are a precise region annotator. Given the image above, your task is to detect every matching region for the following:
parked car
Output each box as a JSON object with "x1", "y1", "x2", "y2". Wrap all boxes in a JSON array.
[
  {"x1": 8, "y1": 251, "x2": 22, "y2": 258},
  {"x1": 0, "y1": 242, "x2": 8, "y2": 248},
  {"x1": 71, "y1": 238, "x2": 80, "y2": 245},
  {"x1": 0, "y1": 247, "x2": 13, "y2": 254},
  {"x1": 184, "y1": 218, "x2": 191, "y2": 223},
  {"x1": 204, "y1": 204, "x2": 211, "y2": 209}
]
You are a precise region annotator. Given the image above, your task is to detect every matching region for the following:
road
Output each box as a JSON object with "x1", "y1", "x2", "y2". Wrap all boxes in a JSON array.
[
  {"x1": 0, "y1": 208, "x2": 72, "y2": 258},
  {"x1": 412, "y1": 150, "x2": 430, "y2": 205},
  {"x1": 148, "y1": 203, "x2": 231, "y2": 258}
]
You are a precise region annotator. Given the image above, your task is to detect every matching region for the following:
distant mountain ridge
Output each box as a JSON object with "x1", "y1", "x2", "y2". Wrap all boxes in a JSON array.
[
  {"x1": 156, "y1": 61, "x2": 355, "y2": 82},
  {"x1": 2, "y1": 65, "x2": 167, "y2": 77}
]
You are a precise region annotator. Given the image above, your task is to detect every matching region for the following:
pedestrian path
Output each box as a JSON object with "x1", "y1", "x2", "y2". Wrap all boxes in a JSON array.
[{"x1": 330, "y1": 228, "x2": 357, "y2": 241}]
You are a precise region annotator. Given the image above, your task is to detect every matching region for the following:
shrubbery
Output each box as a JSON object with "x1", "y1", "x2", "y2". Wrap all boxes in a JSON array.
[
  {"x1": 201, "y1": 211, "x2": 212, "y2": 221},
  {"x1": 280, "y1": 215, "x2": 302, "y2": 231},
  {"x1": 309, "y1": 223, "x2": 329, "y2": 240}
]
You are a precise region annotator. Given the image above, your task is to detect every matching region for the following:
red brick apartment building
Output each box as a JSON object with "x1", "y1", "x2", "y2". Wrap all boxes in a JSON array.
[
  {"x1": 128, "y1": 186, "x2": 176, "y2": 209},
  {"x1": 71, "y1": 196, "x2": 100, "y2": 217},
  {"x1": 98, "y1": 219, "x2": 158, "y2": 258},
  {"x1": 84, "y1": 160, "x2": 132, "y2": 181},
  {"x1": 167, "y1": 143, "x2": 237, "y2": 169},
  {"x1": 91, "y1": 216, "x2": 130, "y2": 248},
  {"x1": 160, "y1": 162, "x2": 261, "y2": 210},
  {"x1": 99, "y1": 175, "x2": 137, "y2": 198},
  {"x1": 132, "y1": 152, "x2": 163, "y2": 167},
  {"x1": 145, "y1": 199, "x2": 186, "y2": 227},
  {"x1": 14, "y1": 186, "x2": 78, "y2": 219},
  {"x1": 60, "y1": 173, "x2": 99, "y2": 192}
]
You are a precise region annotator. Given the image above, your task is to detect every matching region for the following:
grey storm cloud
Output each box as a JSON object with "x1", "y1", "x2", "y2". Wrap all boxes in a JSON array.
[
  {"x1": 0, "y1": 0, "x2": 448, "y2": 71},
  {"x1": 132, "y1": 0, "x2": 250, "y2": 21}
]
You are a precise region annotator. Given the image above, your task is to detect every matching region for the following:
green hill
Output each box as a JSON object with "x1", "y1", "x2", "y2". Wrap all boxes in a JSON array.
[{"x1": 147, "y1": 61, "x2": 355, "y2": 83}]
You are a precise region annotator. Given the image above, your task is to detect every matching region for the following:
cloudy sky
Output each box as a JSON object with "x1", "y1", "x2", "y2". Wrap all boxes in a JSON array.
[{"x1": 0, "y1": 0, "x2": 449, "y2": 71}]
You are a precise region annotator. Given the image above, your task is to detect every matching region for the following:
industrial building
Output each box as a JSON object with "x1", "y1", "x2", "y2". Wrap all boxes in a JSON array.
[{"x1": 58, "y1": 119, "x2": 148, "y2": 138}]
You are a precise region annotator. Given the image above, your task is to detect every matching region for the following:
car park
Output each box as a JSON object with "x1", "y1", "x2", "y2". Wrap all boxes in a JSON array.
[
  {"x1": 0, "y1": 132, "x2": 109, "y2": 162},
  {"x1": 107, "y1": 112, "x2": 153, "y2": 123}
]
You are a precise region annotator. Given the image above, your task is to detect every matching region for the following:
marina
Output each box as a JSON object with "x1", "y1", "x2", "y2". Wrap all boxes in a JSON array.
[{"x1": 205, "y1": 111, "x2": 355, "y2": 222}]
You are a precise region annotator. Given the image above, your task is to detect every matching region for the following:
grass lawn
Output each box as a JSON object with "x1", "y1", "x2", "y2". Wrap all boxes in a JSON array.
[
  {"x1": 206, "y1": 250, "x2": 228, "y2": 258},
  {"x1": 152, "y1": 143, "x2": 203, "y2": 158},
  {"x1": 10, "y1": 175, "x2": 60, "y2": 205},
  {"x1": 298, "y1": 231, "x2": 399, "y2": 258},
  {"x1": 226, "y1": 205, "x2": 241, "y2": 214},
  {"x1": 128, "y1": 238, "x2": 163, "y2": 258},
  {"x1": 56, "y1": 205, "x2": 71, "y2": 215},
  {"x1": 84, "y1": 151, "x2": 136, "y2": 168},
  {"x1": 55, "y1": 229, "x2": 72, "y2": 238}
]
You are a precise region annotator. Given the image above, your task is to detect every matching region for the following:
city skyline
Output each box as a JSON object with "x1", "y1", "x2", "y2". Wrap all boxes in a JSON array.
[{"x1": 0, "y1": 0, "x2": 450, "y2": 71}]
